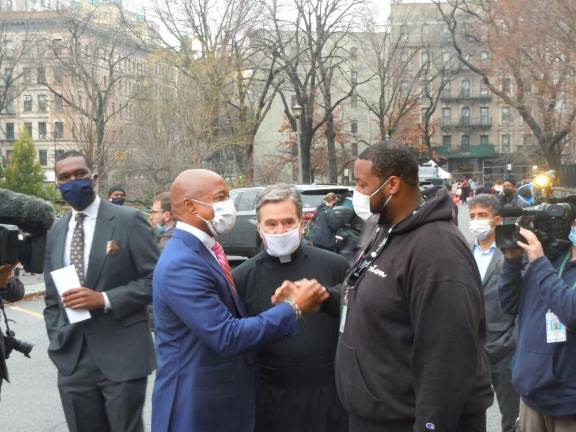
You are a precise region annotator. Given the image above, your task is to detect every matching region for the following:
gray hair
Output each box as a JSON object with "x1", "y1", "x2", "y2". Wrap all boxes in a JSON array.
[
  {"x1": 468, "y1": 194, "x2": 501, "y2": 215},
  {"x1": 255, "y1": 184, "x2": 303, "y2": 222}
]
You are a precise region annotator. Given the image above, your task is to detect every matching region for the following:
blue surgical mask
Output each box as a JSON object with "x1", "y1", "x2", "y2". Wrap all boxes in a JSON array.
[
  {"x1": 569, "y1": 226, "x2": 576, "y2": 245},
  {"x1": 59, "y1": 178, "x2": 95, "y2": 210}
]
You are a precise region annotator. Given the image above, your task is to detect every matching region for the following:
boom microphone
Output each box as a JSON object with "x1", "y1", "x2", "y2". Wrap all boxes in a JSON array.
[
  {"x1": 0, "y1": 188, "x2": 55, "y2": 234},
  {"x1": 498, "y1": 206, "x2": 525, "y2": 218}
]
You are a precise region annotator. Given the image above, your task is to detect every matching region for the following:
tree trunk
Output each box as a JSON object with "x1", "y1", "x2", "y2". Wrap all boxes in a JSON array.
[
  {"x1": 301, "y1": 126, "x2": 312, "y2": 184},
  {"x1": 543, "y1": 139, "x2": 561, "y2": 172},
  {"x1": 325, "y1": 111, "x2": 338, "y2": 183},
  {"x1": 243, "y1": 133, "x2": 255, "y2": 186},
  {"x1": 379, "y1": 116, "x2": 386, "y2": 142}
]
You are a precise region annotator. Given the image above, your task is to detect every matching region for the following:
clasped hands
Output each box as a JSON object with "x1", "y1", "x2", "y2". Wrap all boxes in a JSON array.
[{"x1": 271, "y1": 278, "x2": 330, "y2": 315}]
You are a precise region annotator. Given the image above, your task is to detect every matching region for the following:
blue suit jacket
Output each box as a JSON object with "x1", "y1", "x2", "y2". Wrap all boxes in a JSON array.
[{"x1": 151, "y1": 228, "x2": 299, "y2": 432}]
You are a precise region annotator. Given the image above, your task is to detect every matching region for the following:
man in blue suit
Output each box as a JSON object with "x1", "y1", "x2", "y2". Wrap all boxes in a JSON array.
[{"x1": 152, "y1": 169, "x2": 329, "y2": 432}]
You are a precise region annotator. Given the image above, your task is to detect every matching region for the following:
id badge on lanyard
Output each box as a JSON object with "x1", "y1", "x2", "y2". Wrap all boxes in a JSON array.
[
  {"x1": 339, "y1": 226, "x2": 392, "y2": 334},
  {"x1": 546, "y1": 251, "x2": 576, "y2": 344}
]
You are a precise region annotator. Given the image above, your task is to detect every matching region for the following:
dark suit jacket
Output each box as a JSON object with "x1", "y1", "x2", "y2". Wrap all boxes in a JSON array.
[
  {"x1": 43, "y1": 200, "x2": 158, "y2": 381},
  {"x1": 152, "y1": 228, "x2": 299, "y2": 432},
  {"x1": 471, "y1": 242, "x2": 517, "y2": 367}
]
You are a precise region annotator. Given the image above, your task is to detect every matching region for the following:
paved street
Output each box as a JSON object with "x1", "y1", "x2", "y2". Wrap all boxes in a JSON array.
[{"x1": 2, "y1": 204, "x2": 503, "y2": 431}]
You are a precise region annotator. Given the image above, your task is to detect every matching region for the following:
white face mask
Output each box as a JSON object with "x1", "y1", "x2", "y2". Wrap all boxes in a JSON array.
[
  {"x1": 260, "y1": 225, "x2": 302, "y2": 259},
  {"x1": 192, "y1": 198, "x2": 237, "y2": 237},
  {"x1": 469, "y1": 218, "x2": 494, "y2": 241},
  {"x1": 352, "y1": 178, "x2": 392, "y2": 221}
]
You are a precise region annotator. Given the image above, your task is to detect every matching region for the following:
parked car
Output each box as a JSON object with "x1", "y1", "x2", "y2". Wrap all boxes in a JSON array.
[{"x1": 220, "y1": 184, "x2": 353, "y2": 257}]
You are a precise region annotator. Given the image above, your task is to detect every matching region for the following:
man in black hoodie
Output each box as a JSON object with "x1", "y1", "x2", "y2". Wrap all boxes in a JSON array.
[{"x1": 325, "y1": 143, "x2": 493, "y2": 431}]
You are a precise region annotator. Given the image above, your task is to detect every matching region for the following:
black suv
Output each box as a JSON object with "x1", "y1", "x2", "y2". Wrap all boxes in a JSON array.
[{"x1": 220, "y1": 185, "x2": 353, "y2": 257}]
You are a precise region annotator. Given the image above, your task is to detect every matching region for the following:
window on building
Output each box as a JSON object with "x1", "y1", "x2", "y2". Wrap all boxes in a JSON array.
[
  {"x1": 421, "y1": 108, "x2": 428, "y2": 124},
  {"x1": 351, "y1": 142, "x2": 358, "y2": 157},
  {"x1": 351, "y1": 70, "x2": 357, "y2": 85},
  {"x1": 24, "y1": 122, "x2": 32, "y2": 137},
  {"x1": 442, "y1": 51, "x2": 450, "y2": 66},
  {"x1": 422, "y1": 24, "x2": 430, "y2": 41},
  {"x1": 38, "y1": 149, "x2": 48, "y2": 166},
  {"x1": 461, "y1": 106, "x2": 470, "y2": 125},
  {"x1": 350, "y1": 46, "x2": 358, "y2": 61},
  {"x1": 400, "y1": 25, "x2": 409, "y2": 42},
  {"x1": 38, "y1": 94, "x2": 47, "y2": 112},
  {"x1": 523, "y1": 134, "x2": 534, "y2": 147},
  {"x1": 4, "y1": 96, "x2": 14, "y2": 114},
  {"x1": 461, "y1": 134, "x2": 471, "y2": 152},
  {"x1": 501, "y1": 106, "x2": 511, "y2": 125},
  {"x1": 441, "y1": 81, "x2": 451, "y2": 98},
  {"x1": 442, "y1": 135, "x2": 452, "y2": 148},
  {"x1": 23, "y1": 95, "x2": 32, "y2": 112},
  {"x1": 421, "y1": 80, "x2": 430, "y2": 97},
  {"x1": 6, "y1": 123, "x2": 14, "y2": 139},
  {"x1": 37, "y1": 66, "x2": 46, "y2": 84},
  {"x1": 480, "y1": 51, "x2": 489, "y2": 62},
  {"x1": 5, "y1": 149, "x2": 13, "y2": 162},
  {"x1": 502, "y1": 78, "x2": 511, "y2": 96},
  {"x1": 400, "y1": 80, "x2": 409, "y2": 97},
  {"x1": 480, "y1": 134, "x2": 489, "y2": 146},
  {"x1": 401, "y1": 52, "x2": 409, "y2": 65},
  {"x1": 480, "y1": 81, "x2": 489, "y2": 97},
  {"x1": 442, "y1": 107, "x2": 451, "y2": 126},
  {"x1": 38, "y1": 122, "x2": 47, "y2": 139},
  {"x1": 55, "y1": 95, "x2": 63, "y2": 113},
  {"x1": 54, "y1": 121, "x2": 64, "y2": 139},
  {"x1": 421, "y1": 50, "x2": 429, "y2": 66},
  {"x1": 501, "y1": 134, "x2": 511, "y2": 153},
  {"x1": 53, "y1": 66, "x2": 64, "y2": 85},
  {"x1": 23, "y1": 67, "x2": 32, "y2": 84},
  {"x1": 52, "y1": 39, "x2": 63, "y2": 56},
  {"x1": 461, "y1": 79, "x2": 471, "y2": 97},
  {"x1": 351, "y1": 120, "x2": 358, "y2": 134},
  {"x1": 480, "y1": 107, "x2": 490, "y2": 125},
  {"x1": 351, "y1": 94, "x2": 359, "y2": 108}
]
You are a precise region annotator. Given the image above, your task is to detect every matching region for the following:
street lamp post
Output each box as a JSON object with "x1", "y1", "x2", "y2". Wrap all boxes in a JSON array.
[{"x1": 292, "y1": 104, "x2": 304, "y2": 184}]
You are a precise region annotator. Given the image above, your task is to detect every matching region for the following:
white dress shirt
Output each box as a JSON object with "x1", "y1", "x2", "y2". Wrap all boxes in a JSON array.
[
  {"x1": 175, "y1": 221, "x2": 218, "y2": 261},
  {"x1": 63, "y1": 196, "x2": 111, "y2": 309},
  {"x1": 473, "y1": 241, "x2": 496, "y2": 281}
]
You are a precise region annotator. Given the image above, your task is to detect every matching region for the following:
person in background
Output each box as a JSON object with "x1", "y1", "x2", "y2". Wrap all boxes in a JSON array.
[
  {"x1": 149, "y1": 192, "x2": 175, "y2": 250},
  {"x1": 500, "y1": 221, "x2": 576, "y2": 432},
  {"x1": 233, "y1": 184, "x2": 349, "y2": 432},
  {"x1": 468, "y1": 194, "x2": 519, "y2": 432},
  {"x1": 333, "y1": 192, "x2": 364, "y2": 264},
  {"x1": 108, "y1": 185, "x2": 126, "y2": 206},
  {"x1": 308, "y1": 192, "x2": 341, "y2": 252},
  {"x1": 500, "y1": 176, "x2": 525, "y2": 208}
]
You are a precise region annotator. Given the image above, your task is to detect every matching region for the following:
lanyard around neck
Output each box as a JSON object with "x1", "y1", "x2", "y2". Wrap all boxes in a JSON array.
[{"x1": 558, "y1": 250, "x2": 576, "y2": 290}]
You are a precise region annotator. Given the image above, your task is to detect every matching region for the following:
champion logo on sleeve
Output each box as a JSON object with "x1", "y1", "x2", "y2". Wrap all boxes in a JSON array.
[{"x1": 425, "y1": 423, "x2": 436, "y2": 430}]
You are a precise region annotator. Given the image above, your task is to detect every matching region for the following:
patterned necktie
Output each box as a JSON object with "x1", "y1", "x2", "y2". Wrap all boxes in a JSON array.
[
  {"x1": 70, "y1": 213, "x2": 86, "y2": 285},
  {"x1": 211, "y1": 241, "x2": 238, "y2": 298}
]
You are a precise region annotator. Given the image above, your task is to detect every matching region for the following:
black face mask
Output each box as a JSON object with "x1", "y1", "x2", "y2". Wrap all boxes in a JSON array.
[
  {"x1": 110, "y1": 197, "x2": 125, "y2": 206},
  {"x1": 503, "y1": 189, "x2": 514, "y2": 197}
]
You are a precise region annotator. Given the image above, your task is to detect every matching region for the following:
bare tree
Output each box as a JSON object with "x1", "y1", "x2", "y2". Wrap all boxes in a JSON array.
[
  {"x1": 0, "y1": 16, "x2": 33, "y2": 116},
  {"x1": 435, "y1": 0, "x2": 576, "y2": 172},
  {"x1": 42, "y1": 5, "x2": 150, "y2": 185},
  {"x1": 261, "y1": 0, "x2": 366, "y2": 184},
  {"x1": 151, "y1": 0, "x2": 279, "y2": 185}
]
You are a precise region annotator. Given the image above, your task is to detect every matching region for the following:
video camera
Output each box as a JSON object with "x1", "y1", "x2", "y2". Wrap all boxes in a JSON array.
[
  {"x1": 0, "y1": 189, "x2": 55, "y2": 274},
  {"x1": 495, "y1": 171, "x2": 576, "y2": 260}
]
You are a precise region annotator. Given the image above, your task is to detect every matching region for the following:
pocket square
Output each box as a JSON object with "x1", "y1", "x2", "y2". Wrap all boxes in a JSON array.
[{"x1": 106, "y1": 240, "x2": 120, "y2": 255}]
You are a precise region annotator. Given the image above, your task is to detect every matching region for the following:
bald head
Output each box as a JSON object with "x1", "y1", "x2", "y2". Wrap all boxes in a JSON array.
[{"x1": 170, "y1": 169, "x2": 230, "y2": 231}]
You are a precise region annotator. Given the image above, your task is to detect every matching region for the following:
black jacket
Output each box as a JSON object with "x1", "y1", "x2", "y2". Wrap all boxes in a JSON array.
[
  {"x1": 0, "y1": 277, "x2": 25, "y2": 389},
  {"x1": 309, "y1": 203, "x2": 342, "y2": 250},
  {"x1": 334, "y1": 189, "x2": 493, "y2": 431}
]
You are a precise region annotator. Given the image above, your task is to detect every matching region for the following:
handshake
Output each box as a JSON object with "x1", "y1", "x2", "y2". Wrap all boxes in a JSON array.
[{"x1": 271, "y1": 278, "x2": 331, "y2": 315}]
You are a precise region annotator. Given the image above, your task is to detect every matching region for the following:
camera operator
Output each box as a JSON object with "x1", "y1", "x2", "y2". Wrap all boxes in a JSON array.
[
  {"x1": 0, "y1": 264, "x2": 25, "y2": 393},
  {"x1": 500, "y1": 225, "x2": 576, "y2": 431}
]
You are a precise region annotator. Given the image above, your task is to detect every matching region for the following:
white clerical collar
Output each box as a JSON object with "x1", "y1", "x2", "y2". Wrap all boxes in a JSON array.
[
  {"x1": 176, "y1": 221, "x2": 215, "y2": 251},
  {"x1": 72, "y1": 195, "x2": 100, "y2": 219}
]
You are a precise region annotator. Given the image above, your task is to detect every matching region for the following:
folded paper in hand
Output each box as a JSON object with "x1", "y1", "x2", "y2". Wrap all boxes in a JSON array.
[{"x1": 50, "y1": 265, "x2": 91, "y2": 324}]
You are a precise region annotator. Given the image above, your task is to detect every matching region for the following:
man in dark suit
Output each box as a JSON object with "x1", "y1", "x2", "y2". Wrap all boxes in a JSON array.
[
  {"x1": 152, "y1": 169, "x2": 329, "y2": 432},
  {"x1": 468, "y1": 194, "x2": 519, "y2": 432},
  {"x1": 43, "y1": 151, "x2": 158, "y2": 432}
]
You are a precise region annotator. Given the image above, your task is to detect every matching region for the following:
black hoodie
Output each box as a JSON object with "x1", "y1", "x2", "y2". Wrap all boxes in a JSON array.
[{"x1": 335, "y1": 189, "x2": 493, "y2": 431}]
